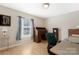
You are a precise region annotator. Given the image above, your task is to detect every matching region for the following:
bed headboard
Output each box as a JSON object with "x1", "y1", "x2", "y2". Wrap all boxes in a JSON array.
[{"x1": 68, "y1": 29, "x2": 79, "y2": 36}]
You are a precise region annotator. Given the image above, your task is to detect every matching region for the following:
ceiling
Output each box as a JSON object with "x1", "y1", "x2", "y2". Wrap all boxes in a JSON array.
[{"x1": 0, "y1": 3, "x2": 79, "y2": 19}]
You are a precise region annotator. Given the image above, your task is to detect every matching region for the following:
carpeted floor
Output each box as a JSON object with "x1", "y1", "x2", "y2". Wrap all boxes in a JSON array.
[{"x1": 0, "y1": 39, "x2": 48, "y2": 55}]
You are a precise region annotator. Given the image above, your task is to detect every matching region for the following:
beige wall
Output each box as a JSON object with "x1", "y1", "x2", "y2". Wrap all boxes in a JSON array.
[
  {"x1": 0, "y1": 5, "x2": 45, "y2": 48},
  {"x1": 46, "y1": 11, "x2": 79, "y2": 40},
  {"x1": 1, "y1": 5, "x2": 79, "y2": 48}
]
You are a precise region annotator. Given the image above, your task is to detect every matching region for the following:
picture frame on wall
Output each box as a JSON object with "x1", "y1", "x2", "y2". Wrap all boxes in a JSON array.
[{"x1": 0, "y1": 15, "x2": 11, "y2": 26}]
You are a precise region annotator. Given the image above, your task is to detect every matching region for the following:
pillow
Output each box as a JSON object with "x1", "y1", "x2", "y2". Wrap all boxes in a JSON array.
[
  {"x1": 72, "y1": 34, "x2": 79, "y2": 37},
  {"x1": 69, "y1": 36, "x2": 79, "y2": 43}
]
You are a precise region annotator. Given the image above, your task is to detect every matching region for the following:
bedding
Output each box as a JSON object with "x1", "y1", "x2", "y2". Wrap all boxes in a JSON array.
[{"x1": 69, "y1": 36, "x2": 79, "y2": 44}]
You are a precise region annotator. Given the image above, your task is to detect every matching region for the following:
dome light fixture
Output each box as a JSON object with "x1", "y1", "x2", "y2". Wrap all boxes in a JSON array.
[{"x1": 42, "y1": 3, "x2": 50, "y2": 8}]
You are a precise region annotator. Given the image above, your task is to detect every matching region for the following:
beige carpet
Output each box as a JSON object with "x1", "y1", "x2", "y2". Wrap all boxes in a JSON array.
[{"x1": 0, "y1": 39, "x2": 48, "y2": 55}]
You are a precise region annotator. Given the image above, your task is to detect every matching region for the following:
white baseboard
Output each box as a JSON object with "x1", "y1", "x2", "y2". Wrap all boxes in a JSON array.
[
  {"x1": 0, "y1": 37, "x2": 32, "y2": 51},
  {"x1": 0, "y1": 41, "x2": 24, "y2": 51}
]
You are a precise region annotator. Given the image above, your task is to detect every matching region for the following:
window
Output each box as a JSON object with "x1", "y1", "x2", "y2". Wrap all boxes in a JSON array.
[{"x1": 21, "y1": 17, "x2": 32, "y2": 38}]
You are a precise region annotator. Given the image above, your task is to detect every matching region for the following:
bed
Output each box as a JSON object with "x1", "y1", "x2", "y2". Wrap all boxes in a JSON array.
[{"x1": 50, "y1": 29, "x2": 79, "y2": 55}]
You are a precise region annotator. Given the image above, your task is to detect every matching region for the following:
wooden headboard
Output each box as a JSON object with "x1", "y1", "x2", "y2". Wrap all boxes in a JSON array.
[{"x1": 68, "y1": 29, "x2": 79, "y2": 36}]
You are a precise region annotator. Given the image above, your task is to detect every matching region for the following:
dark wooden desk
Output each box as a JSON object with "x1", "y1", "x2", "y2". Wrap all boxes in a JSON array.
[
  {"x1": 36, "y1": 27, "x2": 47, "y2": 43},
  {"x1": 50, "y1": 40, "x2": 79, "y2": 55}
]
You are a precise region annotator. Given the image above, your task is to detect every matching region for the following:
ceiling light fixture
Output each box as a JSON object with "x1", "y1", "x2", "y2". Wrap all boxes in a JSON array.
[{"x1": 43, "y1": 3, "x2": 50, "y2": 8}]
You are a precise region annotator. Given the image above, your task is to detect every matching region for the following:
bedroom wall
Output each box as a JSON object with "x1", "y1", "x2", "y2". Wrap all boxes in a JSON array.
[
  {"x1": 0, "y1": 5, "x2": 45, "y2": 49},
  {"x1": 46, "y1": 11, "x2": 79, "y2": 40}
]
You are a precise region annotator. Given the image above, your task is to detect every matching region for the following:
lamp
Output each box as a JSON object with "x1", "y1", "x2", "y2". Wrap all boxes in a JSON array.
[{"x1": 42, "y1": 3, "x2": 50, "y2": 8}]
